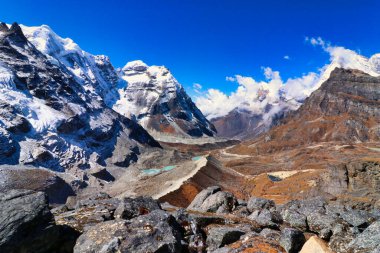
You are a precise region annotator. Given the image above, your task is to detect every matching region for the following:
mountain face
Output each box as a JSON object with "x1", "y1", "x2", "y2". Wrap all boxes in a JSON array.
[
  {"x1": 20, "y1": 25, "x2": 216, "y2": 139},
  {"x1": 210, "y1": 107, "x2": 288, "y2": 140},
  {"x1": 0, "y1": 22, "x2": 160, "y2": 171},
  {"x1": 115, "y1": 60, "x2": 216, "y2": 139},
  {"x1": 258, "y1": 68, "x2": 380, "y2": 150},
  {"x1": 208, "y1": 52, "x2": 380, "y2": 141}
]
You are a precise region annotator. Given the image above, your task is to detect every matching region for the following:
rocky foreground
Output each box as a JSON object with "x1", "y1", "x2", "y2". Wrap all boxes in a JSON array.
[{"x1": 1, "y1": 186, "x2": 379, "y2": 253}]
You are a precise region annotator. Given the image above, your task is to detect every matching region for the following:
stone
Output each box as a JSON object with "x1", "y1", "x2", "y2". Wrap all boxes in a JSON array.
[
  {"x1": 248, "y1": 209, "x2": 283, "y2": 228},
  {"x1": 187, "y1": 186, "x2": 221, "y2": 210},
  {"x1": 300, "y1": 236, "x2": 334, "y2": 253},
  {"x1": 56, "y1": 193, "x2": 120, "y2": 232},
  {"x1": 206, "y1": 226, "x2": 246, "y2": 251},
  {"x1": 0, "y1": 166, "x2": 75, "y2": 205},
  {"x1": 347, "y1": 221, "x2": 380, "y2": 253},
  {"x1": 279, "y1": 228, "x2": 306, "y2": 253},
  {"x1": 260, "y1": 228, "x2": 281, "y2": 241},
  {"x1": 211, "y1": 232, "x2": 285, "y2": 253},
  {"x1": 328, "y1": 223, "x2": 356, "y2": 253},
  {"x1": 73, "y1": 210, "x2": 183, "y2": 253},
  {"x1": 114, "y1": 196, "x2": 161, "y2": 219},
  {"x1": 0, "y1": 189, "x2": 79, "y2": 253},
  {"x1": 282, "y1": 209, "x2": 308, "y2": 231},
  {"x1": 187, "y1": 186, "x2": 237, "y2": 214},
  {"x1": 247, "y1": 197, "x2": 276, "y2": 213},
  {"x1": 306, "y1": 211, "x2": 337, "y2": 237}
]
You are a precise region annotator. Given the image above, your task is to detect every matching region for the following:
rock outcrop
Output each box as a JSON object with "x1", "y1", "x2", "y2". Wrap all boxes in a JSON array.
[
  {"x1": 0, "y1": 189, "x2": 78, "y2": 253},
  {"x1": 74, "y1": 210, "x2": 183, "y2": 253}
]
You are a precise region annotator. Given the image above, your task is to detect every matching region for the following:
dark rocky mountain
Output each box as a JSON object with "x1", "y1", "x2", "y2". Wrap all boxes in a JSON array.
[
  {"x1": 211, "y1": 107, "x2": 288, "y2": 140},
  {"x1": 256, "y1": 68, "x2": 380, "y2": 150},
  {"x1": 0, "y1": 22, "x2": 160, "y2": 171}
]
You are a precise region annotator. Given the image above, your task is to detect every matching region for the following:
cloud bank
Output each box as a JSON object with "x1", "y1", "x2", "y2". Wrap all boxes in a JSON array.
[{"x1": 195, "y1": 38, "x2": 380, "y2": 120}]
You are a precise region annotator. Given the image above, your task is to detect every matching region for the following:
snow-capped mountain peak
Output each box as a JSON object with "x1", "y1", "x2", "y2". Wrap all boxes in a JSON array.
[
  {"x1": 14, "y1": 23, "x2": 215, "y2": 139},
  {"x1": 115, "y1": 60, "x2": 216, "y2": 138}
]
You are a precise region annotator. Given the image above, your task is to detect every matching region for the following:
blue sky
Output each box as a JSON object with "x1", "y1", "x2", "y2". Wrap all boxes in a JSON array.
[{"x1": 1, "y1": 0, "x2": 379, "y2": 96}]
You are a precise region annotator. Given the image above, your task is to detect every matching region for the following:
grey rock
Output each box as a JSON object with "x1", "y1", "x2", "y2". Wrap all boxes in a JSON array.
[
  {"x1": 347, "y1": 221, "x2": 380, "y2": 253},
  {"x1": 339, "y1": 208, "x2": 372, "y2": 228},
  {"x1": 279, "y1": 228, "x2": 305, "y2": 253},
  {"x1": 282, "y1": 209, "x2": 307, "y2": 231},
  {"x1": 306, "y1": 211, "x2": 337, "y2": 237},
  {"x1": 248, "y1": 209, "x2": 282, "y2": 228},
  {"x1": 188, "y1": 186, "x2": 221, "y2": 210},
  {"x1": 247, "y1": 197, "x2": 276, "y2": 213},
  {"x1": 0, "y1": 189, "x2": 78, "y2": 253},
  {"x1": 114, "y1": 196, "x2": 161, "y2": 219},
  {"x1": 65, "y1": 196, "x2": 77, "y2": 210},
  {"x1": 206, "y1": 226, "x2": 246, "y2": 251},
  {"x1": 260, "y1": 228, "x2": 281, "y2": 241},
  {"x1": 74, "y1": 210, "x2": 183, "y2": 253},
  {"x1": 188, "y1": 186, "x2": 237, "y2": 214},
  {"x1": 0, "y1": 165, "x2": 75, "y2": 205},
  {"x1": 329, "y1": 223, "x2": 356, "y2": 253}
]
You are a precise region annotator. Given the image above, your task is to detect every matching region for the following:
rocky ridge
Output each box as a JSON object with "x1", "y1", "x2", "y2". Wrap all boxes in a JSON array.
[
  {"x1": 19, "y1": 24, "x2": 216, "y2": 139},
  {"x1": 0, "y1": 22, "x2": 160, "y2": 172}
]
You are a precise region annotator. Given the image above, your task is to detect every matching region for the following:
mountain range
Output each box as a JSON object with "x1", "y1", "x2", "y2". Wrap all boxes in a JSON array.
[{"x1": 0, "y1": 22, "x2": 217, "y2": 171}]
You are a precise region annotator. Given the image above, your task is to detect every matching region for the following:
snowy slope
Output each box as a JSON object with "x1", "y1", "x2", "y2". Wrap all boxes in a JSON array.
[
  {"x1": 19, "y1": 24, "x2": 215, "y2": 138},
  {"x1": 115, "y1": 60, "x2": 216, "y2": 138},
  {"x1": 20, "y1": 24, "x2": 120, "y2": 106},
  {"x1": 0, "y1": 22, "x2": 160, "y2": 171}
]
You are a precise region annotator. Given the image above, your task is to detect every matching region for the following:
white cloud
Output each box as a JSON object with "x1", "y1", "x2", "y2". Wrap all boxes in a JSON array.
[
  {"x1": 193, "y1": 83, "x2": 202, "y2": 90},
  {"x1": 196, "y1": 37, "x2": 380, "y2": 121},
  {"x1": 226, "y1": 76, "x2": 236, "y2": 82},
  {"x1": 284, "y1": 55, "x2": 290, "y2": 60},
  {"x1": 196, "y1": 67, "x2": 318, "y2": 120}
]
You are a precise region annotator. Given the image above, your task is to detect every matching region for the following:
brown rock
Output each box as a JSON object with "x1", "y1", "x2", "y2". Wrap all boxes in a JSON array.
[{"x1": 300, "y1": 236, "x2": 334, "y2": 253}]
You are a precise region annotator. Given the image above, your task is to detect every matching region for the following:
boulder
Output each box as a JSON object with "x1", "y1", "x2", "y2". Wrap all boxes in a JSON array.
[
  {"x1": 114, "y1": 196, "x2": 161, "y2": 219},
  {"x1": 279, "y1": 228, "x2": 306, "y2": 253},
  {"x1": 300, "y1": 236, "x2": 334, "y2": 253},
  {"x1": 187, "y1": 186, "x2": 237, "y2": 213},
  {"x1": 206, "y1": 226, "x2": 246, "y2": 251},
  {"x1": 248, "y1": 209, "x2": 283, "y2": 228},
  {"x1": 247, "y1": 197, "x2": 276, "y2": 212},
  {"x1": 211, "y1": 232, "x2": 285, "y2": 253},
  {"x1": 260, "y1": 228, "x2": 281, "y2": 241},
  {"x1": 56, "y1": 193, "x2": 120, "y2": 232},
  {"x1": 0, "y1": 189, "x2": 78, "y2": 253},
  {"x1": 282, "y1": 209, "x2": 307, "y2": 231},
  {"x1": 306, "y1": 212, "x2": 337, "y2": 239},
  {"x1": 347, "y1": 221, "x2": 380, "y2": 253},
  {"x1": 188, "y1": 186, "x2": 222, "y2": 210},
  {"x1": 73, "y1": 210, "x2": 183, "y2": 253},
  {"x1": 328, "y1": 223, "x2": 356, "y2": 253},
  {"x1": 0, "y1": 165, "x2": 75, "y2": 205}
]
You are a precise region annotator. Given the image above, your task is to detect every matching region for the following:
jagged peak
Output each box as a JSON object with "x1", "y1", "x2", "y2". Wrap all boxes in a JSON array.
[
  {"x1": 122, "y1": 60, "x2": 148, "y2": 72},
  {"x1": 1, "y1": 22, "x2": 28, "y2": 44},
  {"x1": 328, "y1": 67, "x2": 376, "y2": 79},
  {"x1": 0, "y1": 22, "x2": 9, "y2": 32}
]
